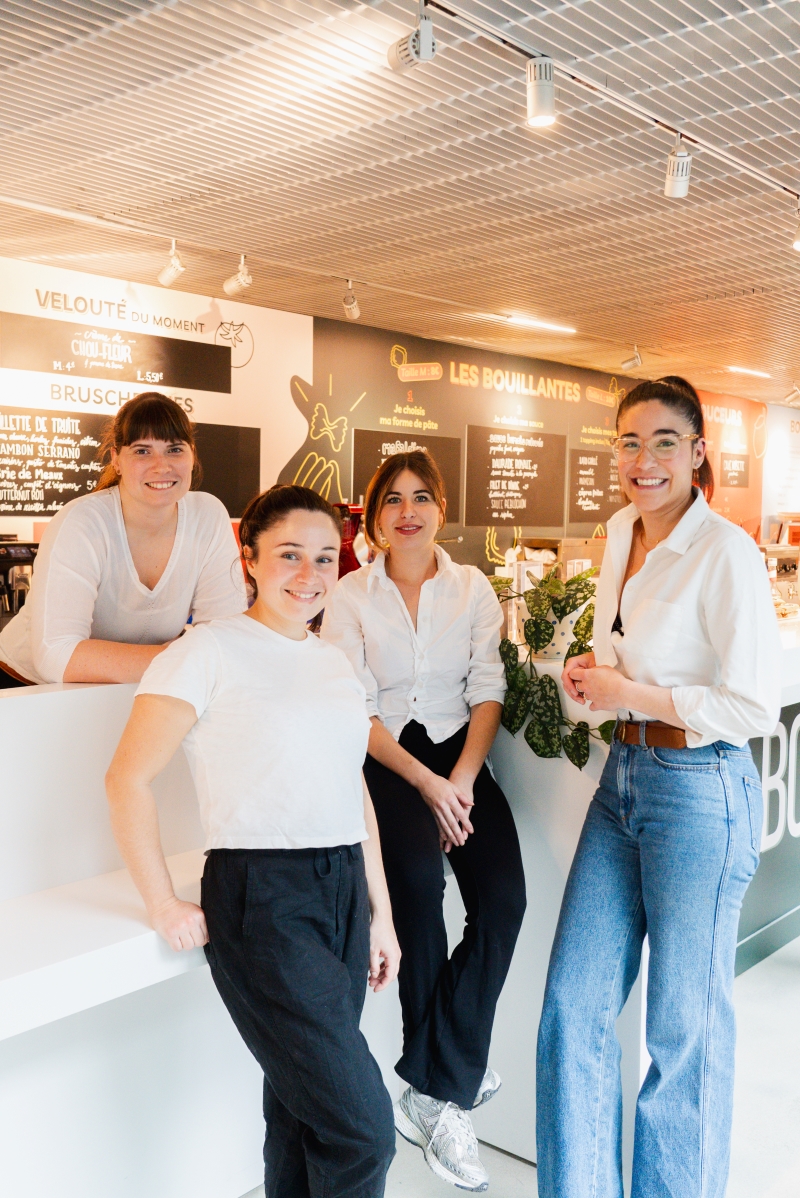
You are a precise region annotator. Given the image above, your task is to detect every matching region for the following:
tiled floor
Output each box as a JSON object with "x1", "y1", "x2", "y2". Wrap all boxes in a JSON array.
[{"x1": 242, "y1": 935, "x2": 800, "y2": 1198}]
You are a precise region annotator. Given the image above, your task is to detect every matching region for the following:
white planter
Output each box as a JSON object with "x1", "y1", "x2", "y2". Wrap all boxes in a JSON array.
[{"x1": 530, "y1": 599, "x2": 590, "y2": 661}]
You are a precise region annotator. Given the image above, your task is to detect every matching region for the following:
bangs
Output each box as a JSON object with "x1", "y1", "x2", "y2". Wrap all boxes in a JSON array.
[{"x1": 119, "y1": 393, "x2": 194, "y2": 446}]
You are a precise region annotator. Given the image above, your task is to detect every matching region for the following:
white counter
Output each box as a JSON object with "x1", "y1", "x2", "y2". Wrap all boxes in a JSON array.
[{"x1": 3, "y1": 641, "x2": 799, "y2": 1195}]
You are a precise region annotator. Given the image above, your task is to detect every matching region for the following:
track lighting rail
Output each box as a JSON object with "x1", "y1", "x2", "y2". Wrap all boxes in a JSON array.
[{"x1": 427, "y1": 0, "x2": 800, "y2": 203}]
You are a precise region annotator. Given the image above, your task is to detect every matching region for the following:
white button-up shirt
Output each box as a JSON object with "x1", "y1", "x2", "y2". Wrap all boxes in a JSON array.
[
  {"x1": 594, "y1": 488, "x2": 781, "y2": 748},
  {"x1": 321, "y1": 547, "x2": 506, "y2": 743}
]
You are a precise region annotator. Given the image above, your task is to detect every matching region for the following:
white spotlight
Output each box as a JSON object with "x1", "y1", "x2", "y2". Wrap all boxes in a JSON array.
[
  {"x1": 388, "y1": 1, "x2": 436, "y2": 72},
  {"x1": 343, "y1": 280, "x2": 360, "y2": 321},
  {"x1": 784, "y1": 383, "x2": 800, "y2": 406},
  {"x1": 223, "y1": 254, "x2": 253, "y2": 297},
  {"x1": 664, "y1": 135, "x2": 692, "y2": 198},
  {"x1": 157, "y1": 239, "x2": 185, "y2": 287},
  {"x1": 792, "y1": 203, "x2": 800, "y2": 252},
  {"x1": 621, "y1": 346, "x2": 642, "y2": 371},
  {"x1": 526, "y1": 57, "x2": 556, "y2": 128}
]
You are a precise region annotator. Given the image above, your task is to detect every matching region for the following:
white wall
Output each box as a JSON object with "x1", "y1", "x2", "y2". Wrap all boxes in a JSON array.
[{"x1": 762, "y1": 403, "x2": 800, "y2": 536}]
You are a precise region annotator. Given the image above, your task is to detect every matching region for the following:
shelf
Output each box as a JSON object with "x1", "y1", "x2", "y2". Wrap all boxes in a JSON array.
[{"x1": 0, "y1": 849, "x2": 206, "y2": 1042}]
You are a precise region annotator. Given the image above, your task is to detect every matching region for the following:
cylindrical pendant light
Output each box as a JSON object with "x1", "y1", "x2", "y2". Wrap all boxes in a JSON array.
[
  {"x1": 526, "y1": 58, "x2": 556, "y2": 128},
  {"x1": 664, "y1": 135, "x2": 692, "y2": 198}
]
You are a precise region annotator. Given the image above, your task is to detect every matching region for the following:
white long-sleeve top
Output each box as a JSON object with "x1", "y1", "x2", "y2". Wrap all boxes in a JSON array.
[
  {"x1": 594, "y1": 488, "x2": 782, "y2": 748},
  {"x1": 0, "y1": 487, "x2": 246, "y2": 684},
  {"x1": 321, "y1": 546, "x2": 506, "y2": 743}
]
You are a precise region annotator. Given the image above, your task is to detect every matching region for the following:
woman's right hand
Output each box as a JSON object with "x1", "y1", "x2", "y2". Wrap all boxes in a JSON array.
[
  {"x1": 418, "y1": 771, "x2": 474, "y2": 848},
  {"x1": 562, "y1": 651, "x2": 597, "y2": 703},
  {"x1": 149, "y1": 895, "x2": 209, "y2": 951}
]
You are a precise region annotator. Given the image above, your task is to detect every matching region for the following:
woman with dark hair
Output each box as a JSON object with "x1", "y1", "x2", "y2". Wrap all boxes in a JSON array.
[
  {"x1": 106, "y1": 484, "x2": 399, "y2": 1198},
  {"x1": 0, "y1": 392, "x2": 245, "y2": 686},
  {"x1": 536, "y1": 377, "x2": 781, "y2": 1197},
  {"x1": 322, "y1": 451, "x2": 526, "y2": 1193}
]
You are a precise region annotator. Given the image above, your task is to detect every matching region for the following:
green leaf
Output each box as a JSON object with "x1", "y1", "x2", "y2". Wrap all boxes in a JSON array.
[
  {"x1": 598, "y1": 719, "x2": 617, "y2": 745},
  {"x1": 524, "y1": 617, "x2": 555, "y2": 653},
  {"x1": 489, "y1": 575, "x2": 511, "y2": 594},
  {"x1": 524, "y1": 716, "x2": 563, "y2": 758},
  {"x1": 564, "y1": 638, "x2": 591, "y2": 663},
  {"x1": 530, "y1": 672, "x2": 564, "y2": 728},
  {"x1": 572, "y1": 602, "x2": 595, "y2": 645},
  {"x1": 562, "y1": 722, "x2": 591, "y2": 769},
  {"x1": 499, "y1": 639, "x2": 518, "y2": 673},
  {"x1": 565, "y1": 566, "x2": 599, "y2": 587},
  {"x1": 524, "y1": 586, "x2": 552, "y2": 619},
  {"x1": 507, "y1": 665, "x2": 528, "y2": 692},
  {"x1": 552, "y1": 578, "x2": 596, "y2": 621},
  {"x1": 502, "y1": 683, "x2": 531, "y2": 735},
  {"x1": 545, "y1": 576, "x2": 567, "y2": 598}
]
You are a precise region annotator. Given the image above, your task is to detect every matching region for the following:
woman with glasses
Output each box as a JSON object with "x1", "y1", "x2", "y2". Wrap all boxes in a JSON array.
[{"x1": 536, "y1": 377, "x2": 781, "y2": 1198}]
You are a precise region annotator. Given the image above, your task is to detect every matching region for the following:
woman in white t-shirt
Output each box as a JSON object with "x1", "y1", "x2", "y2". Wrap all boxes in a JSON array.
[
  {"x1": 106, "y1": 484, "x2": 400, "y2": 1198},
  {"x1": 0, "y1": 392, "x2": 245, "y2": 687}
]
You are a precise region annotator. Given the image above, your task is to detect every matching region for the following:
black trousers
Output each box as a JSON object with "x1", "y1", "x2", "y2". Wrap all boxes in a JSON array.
[
  {"x1": 364, "y1": 720, "x2": 527, "y2": 1110},
  {"x1": 201, "y1": 846, "x2": 396, "y2": 1198}
]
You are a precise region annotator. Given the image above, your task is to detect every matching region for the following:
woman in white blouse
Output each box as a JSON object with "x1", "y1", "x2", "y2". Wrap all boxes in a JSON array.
[
  {"x1": 536, "y1": 378, "x2": 781, "y2": 1198},
  {"x1": 322, "y1": 450, "x2": 526, "y2": 1194},
  {"x1": 0, "y1": 392, "x2": 245, "y2": 687}
]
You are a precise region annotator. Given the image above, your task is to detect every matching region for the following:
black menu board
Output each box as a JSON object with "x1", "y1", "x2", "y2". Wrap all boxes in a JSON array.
[
  {"x1": 465, "y1": 425, "x2": 566, "y2": 527},
  {"x1": 0, "y1": 404, "x2": 260, "y2": 517},
  {"x1": 568, "y1": 448, "x2": 624, "y2": 524},
  {"x1": 352, "y1": 429, "x2": 462, "y2": 518},
  {"x1": 719, "y1": 451, "x2": 750, "y2": 488},
  {"x1": 0, "y1": 406, "x2": 107, "y2": 514},
  {"x1": 0, "y1": 312, "x2": 231, "y2": 394}
]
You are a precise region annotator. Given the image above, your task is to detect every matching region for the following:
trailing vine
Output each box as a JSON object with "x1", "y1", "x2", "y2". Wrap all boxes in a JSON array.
[{"x1": 492, "y1": 566, "x2": 616, "y2": 769}]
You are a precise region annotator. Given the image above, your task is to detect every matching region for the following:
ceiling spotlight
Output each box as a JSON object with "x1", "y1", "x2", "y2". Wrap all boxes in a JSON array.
[
  {"x1": 343, "y1": 280, "x2": 360, "y2": 321},
  {"x1": 526, "y1": 57, "x2": 556, "y2": 128},
  {"x1": 664, "y1": 134, "x2": 692, "y2": 199},
  {"x1": 223, "y1": 254, "x2": 253, "y2": 297},
  {"x1": 727, "y1": 366, "x2": 771, "y2": 378},
  {"x1": 388, "y1": 0, "x2": 437, "y2": 72},
  {"x1": 506, "y1": 314, "x2": 575, "y2": 334},
  {"x1": 783, "y1": 383, "x2": 800, "y2": 406},
  {"x1": 621, "y1": 345, "x2": 642, "y2": 371},
  {"x1": 792, "y1": 203, "x2": 800, "y2": 252},
  {"x1": 157, "y1": 239, "x2": 185, "y2": 287}
]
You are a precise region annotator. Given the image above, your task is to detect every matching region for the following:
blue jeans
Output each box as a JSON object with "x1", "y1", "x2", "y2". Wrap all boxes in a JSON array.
[{"x1": 536, "y1": 736, "x2": 762, "y2": 1198}]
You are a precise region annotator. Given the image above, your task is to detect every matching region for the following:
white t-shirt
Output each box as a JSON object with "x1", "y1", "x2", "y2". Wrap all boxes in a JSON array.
[
  {"x1": 0, "y1": 488, "x2": 246, "y2": 684},
  {"x1": 136, "y1": 614, "x2": 370, "y2": 851}
]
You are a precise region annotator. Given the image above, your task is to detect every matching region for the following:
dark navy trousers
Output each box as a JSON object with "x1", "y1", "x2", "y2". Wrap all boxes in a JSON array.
[{"x1": 202, "y1": 845, "x2": 396, "y2": 1198}]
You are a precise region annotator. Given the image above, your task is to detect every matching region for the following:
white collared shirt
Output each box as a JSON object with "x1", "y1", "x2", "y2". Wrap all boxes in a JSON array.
[
  {"x1": 321, "y1": 547, "x2": 506, "y2": 743},
  {"x1": 594, "y1": 488, "x2": 781, "y2": 747}
]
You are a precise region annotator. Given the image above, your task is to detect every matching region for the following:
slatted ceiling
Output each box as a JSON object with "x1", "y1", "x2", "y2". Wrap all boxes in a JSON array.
[{"x1": 1, "y1": 4, "x2": 800, "y2": 403}]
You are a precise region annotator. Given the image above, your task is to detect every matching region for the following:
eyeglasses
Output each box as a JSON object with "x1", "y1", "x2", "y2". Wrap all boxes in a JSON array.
[{"x1": 610, "y1": 433, "x2": 699, "y2": 461}]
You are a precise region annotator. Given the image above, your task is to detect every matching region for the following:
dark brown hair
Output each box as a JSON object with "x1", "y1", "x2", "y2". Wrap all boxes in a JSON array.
[
  {"x1": 95, "y1": 392, "x2": 201, "y2": 491},
  {"x1": 363, "y1": 450, "x2": 446, "y2": 551},
  {"x1": 616, "y1": 376, "x2": 714, "y2": 501},
  {"x1": 238, "y1": 484, "x2": 341, "y2": 598}
]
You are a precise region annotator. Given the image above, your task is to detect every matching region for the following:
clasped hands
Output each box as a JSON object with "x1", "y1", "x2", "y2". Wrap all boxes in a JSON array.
[
  {"x1": 419, "y1": 768, "x2": 475, "y2": 854},
  {"x1": 562, "y1": 651, "x2": 630, "y2": 712}
]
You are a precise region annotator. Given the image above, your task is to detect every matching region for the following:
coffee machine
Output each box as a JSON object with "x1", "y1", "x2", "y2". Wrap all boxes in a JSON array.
[{"x1": 0, "y1": 541, "x2": 38, "y2": 632}]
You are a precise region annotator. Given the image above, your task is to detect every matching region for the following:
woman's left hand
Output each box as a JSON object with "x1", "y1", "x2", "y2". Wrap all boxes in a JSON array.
[
  {"x1": 440, "y1": 768, "x2": 476, "y2": 853},
  {"x1": 569, "y1": 664, "x2": 630, "y2": 712},
  {"x1": 369, "y1": 911, "x2": 401, "y2": 992}
]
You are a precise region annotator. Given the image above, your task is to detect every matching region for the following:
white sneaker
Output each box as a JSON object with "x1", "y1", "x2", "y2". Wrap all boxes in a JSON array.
[
  {"x1": 394, "y1": 1086, "x2": 490, "y2": 1191},
  {"x1": 473, "y1": 1067, "x2": 502, "y2": 1109}
]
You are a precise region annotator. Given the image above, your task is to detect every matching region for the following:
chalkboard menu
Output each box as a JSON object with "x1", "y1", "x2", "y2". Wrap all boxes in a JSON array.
[
  {"x1": 719, "y1": 451, "x2": 749, "y2": 488},
  {"x1": 0, "y1": 405, "x2": 106, "y2": 514},
  {"x1": 0, "y1": 404, "x2": 260, "y2": 518},
  {"x1": 0, "y1": 312, "x2": 231, "y2": 394},
  {"x1": 465, "y1": 425, "x2": 566, "y2": 527},
  {"x1": 568, "y1": 448, "x2": 624, "y2": 524},
  {"x1": 352, "y1": 429, "x2": 462, "y2": 520}
]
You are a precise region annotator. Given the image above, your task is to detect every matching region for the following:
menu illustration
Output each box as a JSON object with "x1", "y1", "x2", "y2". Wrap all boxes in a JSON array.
[{"x1": 568, "y1": 448, "x2": 623, "y2": 524}]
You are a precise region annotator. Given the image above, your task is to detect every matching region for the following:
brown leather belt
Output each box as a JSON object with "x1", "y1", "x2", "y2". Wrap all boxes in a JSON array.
[
  {"x1": 614, "y1": 719, "x2": 687, "y2": 749},
  {"x1": 0, "y1": 660, "x2": 32, "y2": 685}
]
